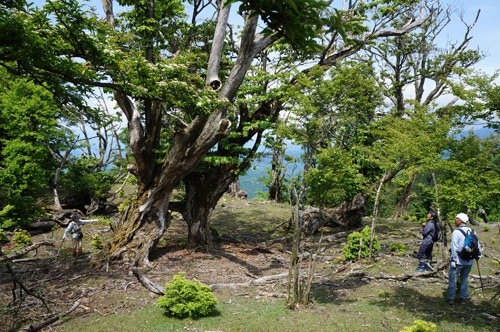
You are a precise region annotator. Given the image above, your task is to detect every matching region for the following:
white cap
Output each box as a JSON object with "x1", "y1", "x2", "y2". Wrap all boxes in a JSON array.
[{"x1": 456, "y1": 213, "x2": 469, "y2": 223}]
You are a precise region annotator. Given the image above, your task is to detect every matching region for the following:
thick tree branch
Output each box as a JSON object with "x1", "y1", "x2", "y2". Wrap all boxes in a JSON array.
[
  {"x1": 318, "y1": 10, "x2": 430, "y2": 70},
  {"x1": 206, "y1": 0, "x2": 231, "y2": 90}
]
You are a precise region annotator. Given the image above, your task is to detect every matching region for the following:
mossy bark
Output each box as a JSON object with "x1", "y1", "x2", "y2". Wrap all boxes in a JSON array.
[{"x1": 106, "y1": 185, "x2": 171, "y2": 266}]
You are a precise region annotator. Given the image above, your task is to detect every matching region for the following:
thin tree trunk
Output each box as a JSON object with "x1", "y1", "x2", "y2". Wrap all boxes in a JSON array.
[
  {"x1": 369, "y1": 174, "x2": 385, "y2": 259},
  {"x1": 432, "y1": 171, "x2": 450, "y2": 263},
  {"x1": 287, "y1": 183, "x2": 302, "y2": 309},
  {"x1": 268, "y1": 137, "x2": 286, "y2": 202}
]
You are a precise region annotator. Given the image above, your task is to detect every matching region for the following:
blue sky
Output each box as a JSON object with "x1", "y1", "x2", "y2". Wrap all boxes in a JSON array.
[{"x1": 450, "y1": 0, "x2": 499, "y2": 76}]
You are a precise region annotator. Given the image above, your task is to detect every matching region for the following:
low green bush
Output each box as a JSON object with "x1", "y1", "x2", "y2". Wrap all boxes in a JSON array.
[
  {"x1": 156, "y1": 272, "x2": 218, "y2": 319},
  {"x1": 90, "y1": 234, "x2": 103, "y2": 250},
  {"x1": 389, "y1": 242, "x2": 407, "y2": 255},
  {"x1": 342, "y1": 226, "x2": 380, "y2": 261},
  {"x1": 12, "y1": 229, "x2": 32, "y2": 247},
  {"x1": 399, "y1": 319, "x2": 436, "y2": 332}
]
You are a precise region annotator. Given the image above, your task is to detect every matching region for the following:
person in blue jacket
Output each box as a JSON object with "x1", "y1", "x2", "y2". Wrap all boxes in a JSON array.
[
  {"x1": 447, "y1": 213, "x2": 482, "y2": 304},
  {"x1": 416, "y1": 210, "x2": 438, "y2": 272}
]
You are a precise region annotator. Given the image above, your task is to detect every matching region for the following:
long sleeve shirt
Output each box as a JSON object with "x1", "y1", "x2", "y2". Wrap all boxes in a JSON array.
[
  {"x1": 421, "y1": 220, "x2": 436, "y2": 244},
  {"x1": 450, "y1": 225, "x2": 482, "y2": 266},
  {"x1": 63, "y1": 219, "x2": 97, "y2": 239}
]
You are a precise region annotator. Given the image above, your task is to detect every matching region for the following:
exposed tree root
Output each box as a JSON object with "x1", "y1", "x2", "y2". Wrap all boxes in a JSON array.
[{"x1": 130, "y1": 268, "x2": 164, "y2": 295}]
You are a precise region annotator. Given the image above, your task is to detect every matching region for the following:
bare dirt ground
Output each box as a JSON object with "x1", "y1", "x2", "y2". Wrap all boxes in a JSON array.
[{"x1": 1, "y1": 197, "x2": 499, "y2": 331}]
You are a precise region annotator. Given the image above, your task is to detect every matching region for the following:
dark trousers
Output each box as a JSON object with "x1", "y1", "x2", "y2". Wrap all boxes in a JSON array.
[{"x1": 417, "y1": 240, "x2": 434, "y2": 261}]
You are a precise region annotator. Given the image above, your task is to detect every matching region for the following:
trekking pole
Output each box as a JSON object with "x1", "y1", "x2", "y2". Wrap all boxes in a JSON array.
[
  {"x1": 476, "y1": 258, "x2": 484, "y2": 292},
  {"x1": 56, "y1": 238, "x2": 65, "y2": 256}
]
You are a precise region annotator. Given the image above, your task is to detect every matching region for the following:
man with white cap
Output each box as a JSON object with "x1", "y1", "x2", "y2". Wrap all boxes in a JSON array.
[{"x1": 447, "y1": 213, "x2": 482, "y2": 304}]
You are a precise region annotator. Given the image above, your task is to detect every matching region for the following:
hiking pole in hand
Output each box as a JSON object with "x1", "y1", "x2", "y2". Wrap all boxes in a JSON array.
[
  {"x1": 56, "y1": 237, "x2": 65, "y2": 256},
  {"x1": 476, "y1": 258, "x2": 484, "y2": 292}
]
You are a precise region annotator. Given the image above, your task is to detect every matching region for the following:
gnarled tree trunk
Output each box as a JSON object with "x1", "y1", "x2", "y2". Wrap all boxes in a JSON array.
[
  {"x1": 301, "y1": 192, "x2": 368, "y2": 234},
  {"x1": 106, "y1": 101, "x2": 230, "y2": 265},
  {"x1": 182, "y1": 168, "x2": 234, "y2": 248},
  {"x1": 392, "y1": 172, "x2": 418, "y2": 219}
]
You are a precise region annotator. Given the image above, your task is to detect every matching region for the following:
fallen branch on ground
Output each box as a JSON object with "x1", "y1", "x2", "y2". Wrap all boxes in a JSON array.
[
  {"x1": 210, "y1": 272, "x2": 306, "y2": 290},
  {"x1": 0, "y1": 241, "x2": 55, "y2": 262},
  {"x1": 351, "y1": 262, "x2": 449, "y2": 282},
  {"x1": 5, "y1": 263, "x2": 51, "y2": 312},
  {"x1": 484, "y1": 252, "x2": 500, "y2": 264},
  {"x1": 19, "y1": 300, "x2": 81, "y2": 332}
]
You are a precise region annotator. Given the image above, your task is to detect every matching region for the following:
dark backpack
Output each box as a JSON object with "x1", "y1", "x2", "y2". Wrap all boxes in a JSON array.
[
  {"x1": 431, "y1": 220, "x2": 441, "y2": 242},
  {"x1": 457, "y1": 228, "x2": 480, "y2": 260}
]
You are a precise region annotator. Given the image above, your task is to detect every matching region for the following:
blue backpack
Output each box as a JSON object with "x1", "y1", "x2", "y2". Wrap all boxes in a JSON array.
[{"x1": 457, "y1": 229, "x2": 480, "y2": 260}]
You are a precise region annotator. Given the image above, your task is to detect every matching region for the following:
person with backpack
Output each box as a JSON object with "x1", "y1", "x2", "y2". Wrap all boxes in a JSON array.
[
  {"x1": 63, "y1": 213, "x2": 98, "y2": 257},
  {"x1": 447, "y1": 213, "x2": 482, "y2": 304},
  {"x1": 416, "y1": 210, "x2": 440, "y2": 272}
]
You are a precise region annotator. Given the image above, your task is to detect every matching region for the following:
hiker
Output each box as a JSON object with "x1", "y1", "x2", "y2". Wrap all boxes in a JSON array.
[
  {"x1": 416, "y1": 210, "x2": 439, "y2": 272},
  {"x1": 63, "y1": 213, "x2": 98, "y2": 257},
  {"x1": 447, "y1": 213, "x2": 482, "y2": 304}
]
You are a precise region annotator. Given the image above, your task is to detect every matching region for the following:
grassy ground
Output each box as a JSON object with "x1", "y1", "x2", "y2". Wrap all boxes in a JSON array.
[{"x1": 1, "y1": 196, "x2": 499, "y2": 332}]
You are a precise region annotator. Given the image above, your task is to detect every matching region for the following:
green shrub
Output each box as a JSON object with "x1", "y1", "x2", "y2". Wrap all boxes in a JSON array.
[
  {"x1": 90, "y1": 234, "x2": 103, "y2": 250},
  {"x1": 0, "y1": 199, "x2": 45, "y2": 229},
  {"x1": 94, "y1": 216, "x2": 110, "y2": 225},
  {"x1": 12, "y1": 229, "x2": 32, "y2": 247},
  {"x1": 388, "y1": 242, "x2": 407, "y2": 255},
  {"x1": 0, "y1": 228, "x2": 8, "y2": 245},
  {"x1": 156, "y1": 272, "x2": 218, "y2": 319},
  {"x1": 342, "y1": 226, "x2": 380, "y2": 261},
  {"x1": 399, "y1": 319, "x2": 436, "y2": 332}
]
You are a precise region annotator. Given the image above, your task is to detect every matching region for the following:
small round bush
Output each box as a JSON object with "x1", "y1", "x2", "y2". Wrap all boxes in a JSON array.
[
  {"x1": 342, "y1": 226, "x2": 380, "y2": 261},
  {"x1": 90, "y1": 234, "x2": 103, "y2": 250},
  {"x1": 399, "y1": 319, "x2": 436, "y2": 332},
  {"x1": 156, "y1": 272, "x2": 218, "y2": 319},
  {"x1": 12, "y1": 229, "x2": 32, "y2": 247},
  {"x1": 389, "y1": 242, "x2": 407, "y2": 255}
]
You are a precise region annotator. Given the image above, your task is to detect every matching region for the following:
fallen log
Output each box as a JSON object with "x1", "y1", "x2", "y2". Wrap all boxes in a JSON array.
[
  {"x1": 24, "y1": 221, "x2": 59, "y2": 235},
  {"x1": 19, "y1": 301, "x2": 81, "y2": 332},
  {"x1": 0, "y1": 241, "x2": 55, "y2": 263},
  {"x1": 210, "y1": 272, "x2": 308, "y2": 290},
  {"x1": 353, "y1": 262, "x2": 449, "y2": 281}
]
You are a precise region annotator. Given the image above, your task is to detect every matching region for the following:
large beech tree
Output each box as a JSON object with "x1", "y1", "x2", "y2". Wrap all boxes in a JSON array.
[
  {"x1": 1, "y1": 0, "x2": 433, "y2": 265},
  {"x1": 169, "y1": 0, "x2": 438, "y2": 248}
]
